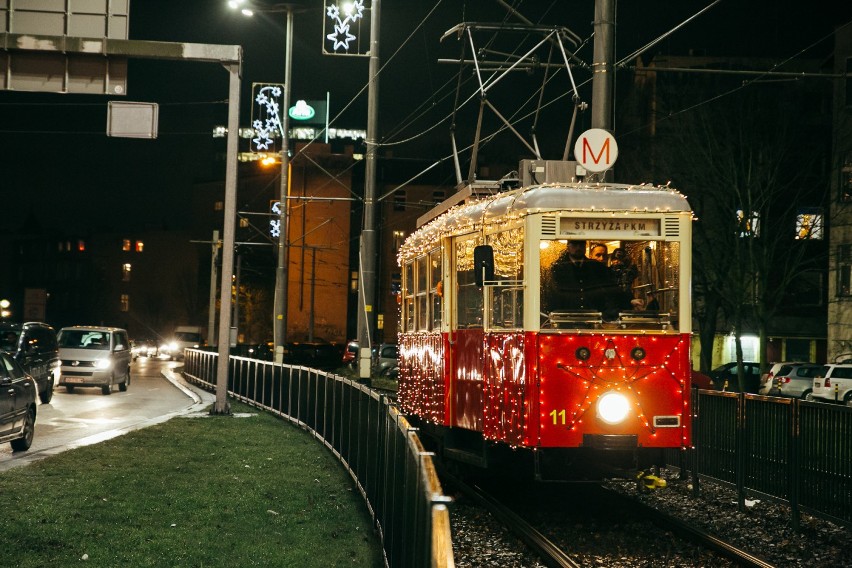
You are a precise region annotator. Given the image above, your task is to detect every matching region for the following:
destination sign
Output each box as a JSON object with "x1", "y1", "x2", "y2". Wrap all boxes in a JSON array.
[{"x1": 559, "y1": 217, "x2": 660, "y2": 237}]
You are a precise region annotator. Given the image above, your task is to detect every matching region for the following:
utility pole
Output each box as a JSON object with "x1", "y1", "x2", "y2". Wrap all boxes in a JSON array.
[
  {"x1": 591, "y1": 0, "x2": 615, "y2": 133},
  {"x1": 356, "y1": 0, "x2": 381, "y2": 380},
  {"x1": 272, "y1": 6, "x2": 295, "y2": 363}
]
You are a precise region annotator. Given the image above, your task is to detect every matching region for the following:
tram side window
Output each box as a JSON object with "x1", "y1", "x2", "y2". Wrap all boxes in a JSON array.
[
  {"x1": 456, "y1": 238, "x2": 483, "y2": 328},
  {"x1": 429, "y1": 248, "x2": 442, "y2": 329},
  {"x1": 487, "y1": 228, "x2": 524, "y2": 329},
  {"x1": 403, "y1": 261, "x2": 415, "y2": 332},
  {"x1": 416, "y1": 255, "x2": 429, "y2": 331}
]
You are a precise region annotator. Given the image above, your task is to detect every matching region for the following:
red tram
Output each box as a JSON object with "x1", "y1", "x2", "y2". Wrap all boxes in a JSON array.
[{"x1": 396, "y1": 173, "x2": 693, "y2": 480}]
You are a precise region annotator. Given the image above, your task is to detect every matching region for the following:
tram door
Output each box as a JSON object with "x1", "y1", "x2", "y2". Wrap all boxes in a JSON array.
[{"x1": 449, "y1": 236, "x2": 485, "y2": 431}]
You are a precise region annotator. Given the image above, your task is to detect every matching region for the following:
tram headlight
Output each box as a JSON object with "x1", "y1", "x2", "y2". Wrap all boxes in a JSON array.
[{"x1": 597, "y1": 391, "x2": 630, "y2": 425}]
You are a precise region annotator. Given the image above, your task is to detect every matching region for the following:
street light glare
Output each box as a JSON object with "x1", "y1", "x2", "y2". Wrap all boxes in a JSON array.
[
  {"x1": 241, "y1": 8, "x2": 254, "y2": 17},
  {"x1": 226, "y1": 0, "x2": 244, "y2": 9},
  {"x1": 343, "y1": 2, "x2": 355, "y2": 15}
]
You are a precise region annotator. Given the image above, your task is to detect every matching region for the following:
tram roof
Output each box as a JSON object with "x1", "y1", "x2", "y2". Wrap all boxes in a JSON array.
[{"x1": 400, "y1": 182, "x2": 691, "y2": 258}]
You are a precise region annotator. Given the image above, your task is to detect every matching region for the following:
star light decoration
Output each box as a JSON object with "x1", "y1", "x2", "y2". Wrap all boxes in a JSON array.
[
  {"x1": 251, "y1": 85, "x2": 283, "y2": 152},
  {"x1": 325, "y1": 1, "x2": 365, "y2": 52}
]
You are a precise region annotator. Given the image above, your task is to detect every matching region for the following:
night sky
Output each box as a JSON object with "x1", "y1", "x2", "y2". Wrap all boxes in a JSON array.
[{"x1": 1, "y1": 1, "x2": 848, "y2": 233}]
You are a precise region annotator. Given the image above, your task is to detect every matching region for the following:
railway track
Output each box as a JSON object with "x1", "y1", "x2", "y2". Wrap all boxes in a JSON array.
[
  {"x1": 602, "y1": 483, "x2": 776, "y2": 568},
  {"x1": 443, "y1": 469, "x2": 778, "y2": 568}
]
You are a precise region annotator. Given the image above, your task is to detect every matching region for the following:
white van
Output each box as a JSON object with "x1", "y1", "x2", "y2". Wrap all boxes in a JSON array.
[
  {"x1": 810, "y1": 364, "x2": 852, "y2": 405},
  {"x1": 57, "y1": 326, "x2": 132, "y2": 395}
]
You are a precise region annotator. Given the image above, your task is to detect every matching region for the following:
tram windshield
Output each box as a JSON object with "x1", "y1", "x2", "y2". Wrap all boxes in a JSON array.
[{"x1": 539, "y1": 239, "x2": 680, "y2": 330}]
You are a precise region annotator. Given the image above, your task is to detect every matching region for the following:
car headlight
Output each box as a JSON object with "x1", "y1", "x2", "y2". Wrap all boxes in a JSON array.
[
  {"x1": 94, "y1": 359, "x2": 112, "y2": 370},
  {"x1": 597, "y1": 391, "x2": 630, "y2": 425}
]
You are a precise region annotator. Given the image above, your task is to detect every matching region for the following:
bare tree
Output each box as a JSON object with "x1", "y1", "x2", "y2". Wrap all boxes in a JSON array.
[{"x1": 630, "y1": 81, "x2": 829, "y2": 389}]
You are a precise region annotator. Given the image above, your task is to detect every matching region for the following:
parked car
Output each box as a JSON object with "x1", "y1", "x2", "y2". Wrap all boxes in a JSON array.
[
  {"x1": 56, "y1": 326, "x2": 132, "y2": 395},
  {"x1": 284, "y1": 341, "x2": 343, "y2": 370},
  {"x1": 691, "y1": 370, "x2": 716, "y2": 390},
  {"x1": 342, "y1": 340, "x2": 358, "y2": 369},
  {"x1": 0, "y1": 321, "x2": 60, "y2": 404},
  {"x1": 709, "y1": 361, "x2": 762, "y2": 393},
  {"x1": 759, "y1": 362, "x2": 823, "y2": 399},
  {"x1": 0, "y1": 351, "x2": 37, "y2": 451},
  {"x1": 372, "y1": 343, "x2": 398, "y2": 377},
  {"x1": 810, "y1": 364, "x2": 852, "y2": 404},
  {"x1": 230, "y1": 343, "x2": 273, "y2": 361}
]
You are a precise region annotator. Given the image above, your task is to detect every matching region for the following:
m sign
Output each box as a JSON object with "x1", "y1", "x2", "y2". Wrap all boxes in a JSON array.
[{"x1": 574, "y1": 128, "x2": 618, "y2": 173}]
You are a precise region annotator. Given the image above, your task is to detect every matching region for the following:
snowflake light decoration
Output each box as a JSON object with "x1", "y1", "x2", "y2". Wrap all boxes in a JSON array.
[
  {"x1": 251, "y1": 85, "x2": 283, "y2": 152},
  {"x1": 325, "y1": 1, "x2": 365, "y2": 52},
  {"x1": 270, "y1": 201, "x2": 282, "y2": 237}
]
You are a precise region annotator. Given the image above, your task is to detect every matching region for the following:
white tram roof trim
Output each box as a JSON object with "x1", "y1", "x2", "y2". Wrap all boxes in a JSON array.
[{"x1": 399, "y1": 182, "x2": 691, "y2": 261}]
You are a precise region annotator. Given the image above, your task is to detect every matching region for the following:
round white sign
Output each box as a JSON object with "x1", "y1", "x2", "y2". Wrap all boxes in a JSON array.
[{"x1": 574, "y1": 128, "x2": 618, "y2": 173}]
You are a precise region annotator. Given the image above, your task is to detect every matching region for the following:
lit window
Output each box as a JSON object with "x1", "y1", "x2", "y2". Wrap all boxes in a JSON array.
[
  {"x1": 135, "y1": 241, "x2": 144, "y2": 253},
  {"x1": 795, "y1": 209, "x2": 823, "y2": 240},
  {"x1": 120, "y1": 294, "x2": 130, "y2": 312},
  {"x1": 350, "y1": 271, "x2": 358, "y2": 293},
  {"x1": 122, "y1": 263, "x2": 132, "y2": 282},
  {"x1": 122, "y1": 239, "x2": 131, "y2": 251},
  {"x1": 736, "y1": 210, "x2": 760, "y2": 237},
  {"x1": 215, "y1": 201, "x2": 224, "y2": 211},
  {"x1": 240, "y1": 217, "x2": 250, "y2": 228},
  {"x1": 77, "y1": 240, "x2": 86, "y2": 252}
]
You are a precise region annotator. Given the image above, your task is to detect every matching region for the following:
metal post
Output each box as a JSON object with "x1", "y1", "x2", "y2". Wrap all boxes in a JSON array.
[
  {"x1": 207, "y1": 229, "x2": 219, "y2": 348},
  {"x1": 356, "y1": 0, "x2": 381, "y2": 380},
  {"x1": 309, "y1": 246, "x2": 316, "y2": 342},
  {"x1": 213, "y1": 61, "x2": 242, "y2": 416},
  {"x1": 233, "y1": 251, "x2": 242, "y2": 344},
  {"x1": 591, "y1": 0, "x2": 615, "y2": 132},
  {"x1": 273, "y1": 6, "x2": 294, "y2": 363}
]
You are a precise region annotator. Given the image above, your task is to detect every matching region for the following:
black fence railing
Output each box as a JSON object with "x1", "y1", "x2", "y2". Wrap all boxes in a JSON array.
[
  {"x1": 668, "y1": 390, "x2": 852, "y2": 529},
  {"x1": 182, "y1": 349, "x2": 454, "y2": 568}
]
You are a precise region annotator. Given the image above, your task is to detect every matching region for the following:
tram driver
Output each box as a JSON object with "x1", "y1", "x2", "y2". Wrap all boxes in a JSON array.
[{"x1": 543, "y1": 240, "x2": 629, "y2": 321}]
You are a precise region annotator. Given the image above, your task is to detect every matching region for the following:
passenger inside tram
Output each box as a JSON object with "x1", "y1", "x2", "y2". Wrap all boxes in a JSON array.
[
  {"x1": 541, "y1": 240, "x2": 630, "y2": 321},
  {"x1": 540, "y1": 239, "x2": 679, "y2": 327}
]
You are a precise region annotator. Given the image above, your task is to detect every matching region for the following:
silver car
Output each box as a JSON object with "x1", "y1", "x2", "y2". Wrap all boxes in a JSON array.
[
  {"x1": 57, "y1": 326, "x2": 132, "y2": 395},
  {"x1": 758, "y1": 362, "x2": 822, "y2": 399}
]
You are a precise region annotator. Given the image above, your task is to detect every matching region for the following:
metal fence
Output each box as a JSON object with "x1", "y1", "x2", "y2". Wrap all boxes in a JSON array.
[
  {"x1": 668, "y1": 390, "x2": 852, "y2": 529},
  {"x1": 182, "y1": 349, "x2": 455, "y2": 568}
]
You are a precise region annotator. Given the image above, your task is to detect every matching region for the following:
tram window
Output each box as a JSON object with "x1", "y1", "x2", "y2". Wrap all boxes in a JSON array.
[
  {"x1": 416, "y1": 256, "x2": 429, "y2": 331},
  {"x1": 456, "y1": 238, "x2": 484, "y2": 328},
  {"x1": 487, "y1": 228, "x2": 524, "y2": 329},
  {"x1": 403, "y1": 261, "x2": 415, "y2": 332},
  {"x1": 429, "y1": 248, "x2": 442, "y2": 329},
  {"x1": 539, "y1": 239, "x2": 680, "y2": 329}
]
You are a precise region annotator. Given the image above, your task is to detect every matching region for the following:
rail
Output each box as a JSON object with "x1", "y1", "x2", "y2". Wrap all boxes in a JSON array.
[{"x1": 182, "y1": 348, "x2": 455, "y2": 568}]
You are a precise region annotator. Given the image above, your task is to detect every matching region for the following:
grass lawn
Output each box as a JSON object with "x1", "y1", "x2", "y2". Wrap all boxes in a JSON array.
[{"x1": 0, "y1": 401, "x2": 383, "y2": 567}]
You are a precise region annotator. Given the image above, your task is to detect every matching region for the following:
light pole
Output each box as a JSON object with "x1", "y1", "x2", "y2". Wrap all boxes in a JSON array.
[
  {"x1": 356, "y1": 0, "x2": 381, "y2": 379},
  {"x1": 227, "y1": 0, "x2": 295, "y2": 363}
]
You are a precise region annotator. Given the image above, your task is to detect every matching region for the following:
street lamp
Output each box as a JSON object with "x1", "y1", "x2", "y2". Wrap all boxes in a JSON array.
[{"x1": 227, "y1": 0, "x2": 296, "y2": 363}]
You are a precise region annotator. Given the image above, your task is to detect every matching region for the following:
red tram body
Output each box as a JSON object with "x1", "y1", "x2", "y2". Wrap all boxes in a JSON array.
[{"x1": 396, "y1": 179, "x2": 693, "y2": 479}]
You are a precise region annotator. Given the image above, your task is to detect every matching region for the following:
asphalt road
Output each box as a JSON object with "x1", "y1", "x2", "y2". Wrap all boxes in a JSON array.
[{"x1": 0, "y1": 357, "x2": 213, "y2": 472}]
